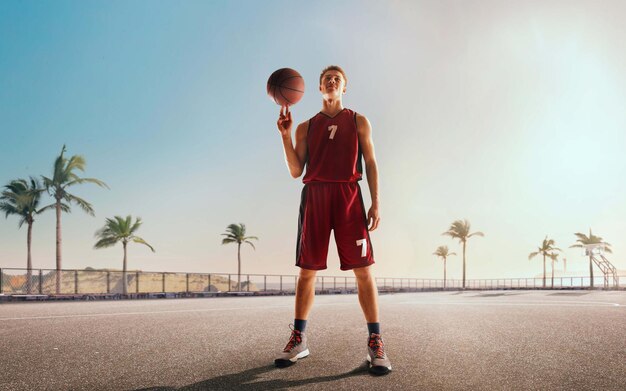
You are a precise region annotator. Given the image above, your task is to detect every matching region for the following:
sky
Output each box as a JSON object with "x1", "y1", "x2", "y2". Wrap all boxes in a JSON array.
[{"x1": 1, "y1": 0, "x2": 625, "y2": 280}]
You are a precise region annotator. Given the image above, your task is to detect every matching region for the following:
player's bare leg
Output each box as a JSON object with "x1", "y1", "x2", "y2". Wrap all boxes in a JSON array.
[
  {"x1": 275, "y1": 268, "x2": 316, "y2": 368},
  {"x1": 295, "y1": 268, "x2": 317, "y2": 320},
  {"x1": 353, "y1": 265, "x2": 379, "y2": 322},
  {"x1": 353, "y1": 265, "x2": 391, "y2": 375}
]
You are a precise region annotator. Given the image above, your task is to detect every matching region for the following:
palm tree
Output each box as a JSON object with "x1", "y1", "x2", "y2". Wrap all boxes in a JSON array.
[
  {"x1": 442, "y1": 219, "x2": 484, "y2": 288},
  {"x1": 42, "y1": 145, "x2": 108, "y2": 293},
  {"x1": 221, "y1": 223, "x2": 258, "y2": 291},
  {"x1": 528, "y1": 236, "x2": 562, "y2": 288},
  {"x1": 94, "y1": 215, "x2": 154, "y2": 295},
  {"x1": 0, "y1": 178, "x2": 57, "y2": 293},
  {"x1": 433, "y1": 245, "x2": 456, "y2": 289},
  {"x1": 569, "y1": 229, "x2": 612, "y2": 288},
  {"x1": 548, "y1": 252, "x2": 559, "y2": 289}
]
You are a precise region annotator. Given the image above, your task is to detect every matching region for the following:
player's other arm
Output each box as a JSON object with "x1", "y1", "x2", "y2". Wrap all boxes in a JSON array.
[
  {"x1": 356, "y1": 113, "x2": 380, "y2": 231},
  {"x1": 277, "y1": 106, "x2": 308, "y2": 178}
]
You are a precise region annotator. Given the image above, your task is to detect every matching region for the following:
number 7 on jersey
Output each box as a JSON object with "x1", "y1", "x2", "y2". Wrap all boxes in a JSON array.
[{"x1": 328, "y1": 125, "x2": 338, "y2": 139}]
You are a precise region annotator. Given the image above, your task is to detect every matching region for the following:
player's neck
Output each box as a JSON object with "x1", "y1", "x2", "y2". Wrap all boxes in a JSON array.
[{"x1": 321, "y1": 98, "x2": 344, "y2": 117}]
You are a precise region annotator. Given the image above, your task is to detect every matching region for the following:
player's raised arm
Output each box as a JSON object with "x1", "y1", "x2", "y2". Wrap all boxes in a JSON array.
[
  {"x1": 277, "y1": 106, "x2": 308, "y2": 178},
  {"x1": 356, "y1": 113, "x2": 380, "y2": 231}
]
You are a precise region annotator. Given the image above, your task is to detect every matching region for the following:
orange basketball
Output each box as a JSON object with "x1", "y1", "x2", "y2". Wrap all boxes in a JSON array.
[{"x1": 267, "y1": 68, "x2": 305, "y2": 106}]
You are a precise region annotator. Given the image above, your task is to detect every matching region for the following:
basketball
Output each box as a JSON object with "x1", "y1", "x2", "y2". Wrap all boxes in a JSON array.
[{"x1": 267, "y1": 68, "x2": 305, "y2": 106}]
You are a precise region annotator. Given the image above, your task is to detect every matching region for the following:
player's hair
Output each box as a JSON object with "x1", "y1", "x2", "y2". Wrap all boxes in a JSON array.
[{"x1": 319, "y1": 65, "x2": 348, "y2": 86}]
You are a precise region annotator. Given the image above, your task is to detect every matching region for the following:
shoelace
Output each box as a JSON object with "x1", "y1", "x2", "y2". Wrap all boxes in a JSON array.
[
  {"x1": 369, "y1": 334, "x2": 385, "y2": 359},
  {"x1": 283, "y1": 330, "x2": 302, "y2": 352}
]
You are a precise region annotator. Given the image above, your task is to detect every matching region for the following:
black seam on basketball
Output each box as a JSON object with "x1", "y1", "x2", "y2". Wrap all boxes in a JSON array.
[
  {"x1": 279, "y1": 87, "x2": 293, "y2": 105},
  {"x1": 280, "y1": 75, "x2": 303, "y2": 82},
  {"x1": 279, "y1": 85, "x2": 305, "y2": 93},
  {"x1": 269, "y1": 83, "x2": 303, "y2": 93}
]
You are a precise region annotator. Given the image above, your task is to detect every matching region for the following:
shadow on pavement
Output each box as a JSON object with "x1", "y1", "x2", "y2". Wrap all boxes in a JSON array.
[
  {"x1": 470, "y1": 293, "x2": 524, "y2": 297},
  {"x1": 548, "y1": 292, "x2": 590, "y2": 296},
  {"x1": 134, "y1": 361, "x2": 370, "y2": 391}
]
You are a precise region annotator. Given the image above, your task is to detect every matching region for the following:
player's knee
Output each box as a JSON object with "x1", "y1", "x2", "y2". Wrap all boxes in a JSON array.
[
  {"x1": 353, "y1": 265, "x2": 372, "y2": 280},
  {"x1": 299, "y1": 269, "x2": 317, "y2": 281}
]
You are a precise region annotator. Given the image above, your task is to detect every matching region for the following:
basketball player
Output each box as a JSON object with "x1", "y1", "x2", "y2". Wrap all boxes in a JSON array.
[{"x1": 274, "y1": 65, "x2": 391, "y2": 375}]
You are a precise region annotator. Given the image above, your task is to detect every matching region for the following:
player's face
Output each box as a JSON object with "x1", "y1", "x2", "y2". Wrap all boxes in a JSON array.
[{"x1": 320, "y1": 71, "x2": 346, "y2": 98}]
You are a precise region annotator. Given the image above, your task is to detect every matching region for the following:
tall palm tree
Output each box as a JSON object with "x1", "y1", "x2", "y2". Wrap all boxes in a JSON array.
[
  {"x1": 42, "y1": 145, "x2": 108, "y2": 293},
  {"x1": 0, "y1": 178, "x2": 57, "y2": 293},
  {"x1": 94, "y1": 215, "x2": 154, "y2": 295},
  {"x1": 442, "y1": 219, "x2": 484, "y2": 288},
  {"x1": 548, "y1": 252, "x2": 559, "y2": 289},
  {"x1": 221, "y1": 223, "x2": 258, "y2": 291},
  {"x1": 569, "y1": 229, "x2": 612, "y2": 288},
  {"x1": 528, "y1": 236, "x2": 562, "y2": 288},
  {"x1": 433, "y1": 245, "x2": 456, "y2": 289}
]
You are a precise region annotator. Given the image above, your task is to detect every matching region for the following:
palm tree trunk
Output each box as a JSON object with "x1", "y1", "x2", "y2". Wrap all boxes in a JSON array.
[
  {"x1": 55, "y1": 199, "x2": 62, "y2": 294},
  {"x1": 123, "y1": 242, "x2": 128, "y2": 296},
  {"x1": 462, "y1": 242, "x2": 466, "y2": 289},
  {"x1": 589, "y1": 255, "x2": 594, "y2": 288},
  {"x1": 551, "y1": 259, "x2": 554, "y2": 289},
  {"x1": 27, "y1": 221, "x2": 33, "y2": 294},
  {"x1": 443, "y1": 258, "x2": 447, "y2": 289},
  {"x1": 237, "y1": 243, "x2": 241, "y2": 291},
  {"x1": 542, "y1": 254, "x2": 546, "y2": 288}
]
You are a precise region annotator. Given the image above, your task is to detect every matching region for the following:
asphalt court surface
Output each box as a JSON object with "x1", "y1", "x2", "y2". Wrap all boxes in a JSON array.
[{"x1": 1, "y1": 291, "x2": 624, "y2": 390}]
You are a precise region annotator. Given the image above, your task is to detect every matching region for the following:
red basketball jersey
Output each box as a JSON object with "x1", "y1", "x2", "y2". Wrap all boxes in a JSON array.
[{"x1": 302, "y1": 108, "x2": 363, "y2": 183}]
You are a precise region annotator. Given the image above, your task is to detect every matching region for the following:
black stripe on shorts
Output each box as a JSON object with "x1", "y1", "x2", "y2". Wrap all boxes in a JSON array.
[{"x1": 295, "y1": 185, "x2": 308, "y2": 264}]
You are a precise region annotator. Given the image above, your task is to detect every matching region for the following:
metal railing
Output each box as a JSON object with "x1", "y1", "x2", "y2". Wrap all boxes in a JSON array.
[{"x1": 0, "y1": 268, "x2": 623, "y2": 296}]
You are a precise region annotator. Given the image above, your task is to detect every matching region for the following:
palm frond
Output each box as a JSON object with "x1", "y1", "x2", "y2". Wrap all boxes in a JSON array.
[
  {"x1": 132, "y1": 237, "x2": 155, "y2": 252},
  {"x1": 1, "y1": 177, "x2": 44, "y2": 224},
  {"x1": 67, "y1": 177, "x2": 109, "y2": 189},
  {"x1": 0, "y1": 202, "x2": 19, "y2": 218},
  {"x1": 129, "y1": 217, "x2": 143, "y2": 234},
  {"x1": 52, "y1": 145, "x2": 68, "y2": 184},
  {"x1": 573, "y1": 232, "x2": 589, "y2": 243},
  {"x1": 94, "y1": 237, "x2": 119, "y2": 249},
  {"x1": 65, "y1": 155, "x2": 87, "y2": 175},
  {"x1": 442, "y1": 219, "x2": 482, "y2": 243},
  {"x1": 65, "y1": 194, "x2": 95, "y2": 216}
]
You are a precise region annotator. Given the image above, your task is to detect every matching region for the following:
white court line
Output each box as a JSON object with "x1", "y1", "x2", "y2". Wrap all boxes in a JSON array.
[
  {"x1": 395, "y1": 301, "x2": 622, "y2": 307},
  {"x1": 0, "y1": 300, "x2": 621, "y2": 321},
  {"x1": 0, "y1": 302, "x2": 354, "y2": 321}
]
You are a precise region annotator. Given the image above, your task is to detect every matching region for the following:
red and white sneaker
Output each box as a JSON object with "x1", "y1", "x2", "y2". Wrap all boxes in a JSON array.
[
  {"x1": 275, "y1": 326, "x2": 309, "y2": 368},
  {"x1": 367, "y1": 333, "x2": 392, "y2": 375}
]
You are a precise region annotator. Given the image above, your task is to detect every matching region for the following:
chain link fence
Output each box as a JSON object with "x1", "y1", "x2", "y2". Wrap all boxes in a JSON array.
[{"x1": 0, "y1": 268, "x2": 623, "y2": 297}]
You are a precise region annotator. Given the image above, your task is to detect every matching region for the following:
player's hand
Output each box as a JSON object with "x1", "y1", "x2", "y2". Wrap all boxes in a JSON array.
[
  {"x1": 367, "y1": 205, "x2": 380, "y2": 231},
  {"x1": 277, "y1": 106, "x2": 293, "y2": 138}
]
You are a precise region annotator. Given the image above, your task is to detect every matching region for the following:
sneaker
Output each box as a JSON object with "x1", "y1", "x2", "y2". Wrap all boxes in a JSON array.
[
  {"x1": 274, "y1": 326, "x2": 309, "y2": 368},
  {"x1": 367, "y1": 333, "x2": 392, "y2": 375}
]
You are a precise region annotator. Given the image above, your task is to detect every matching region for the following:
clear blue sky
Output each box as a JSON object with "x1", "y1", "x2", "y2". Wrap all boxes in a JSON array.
[{"x1": 1, "y1": 0, "x2": 625, "y2": 279}]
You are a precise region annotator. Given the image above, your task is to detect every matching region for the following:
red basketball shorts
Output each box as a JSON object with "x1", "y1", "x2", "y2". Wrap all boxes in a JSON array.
[{"x1": 296, "y1": 182, "x2": 375, "y2": 270}]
